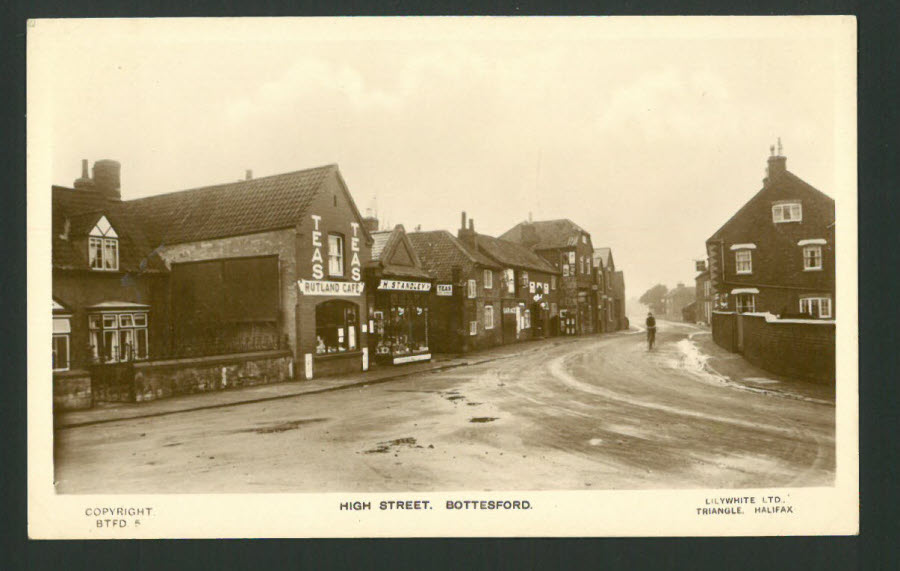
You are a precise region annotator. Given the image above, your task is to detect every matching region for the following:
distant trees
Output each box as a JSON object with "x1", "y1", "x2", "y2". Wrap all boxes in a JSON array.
[{"x1": 639, "y1": 284, "x2": 668, "y2": 315}]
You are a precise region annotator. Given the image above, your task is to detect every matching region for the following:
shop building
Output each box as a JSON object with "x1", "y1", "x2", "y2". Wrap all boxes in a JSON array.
[
  {"x1": 501, "y1": 218, "x2": 597, "y2": 335},
  {"x1": 126, "y1": 163, "x2": 374, "y2": 379},
  {"x1": 456, "y1": 217, "x2": 561, "y2": 341},
  {"x1": 408, "y1": 221, "x2": 502, "y2": 354},
  {"x1": 365, "y1": 223, "x2": 434, "y2": 365}
]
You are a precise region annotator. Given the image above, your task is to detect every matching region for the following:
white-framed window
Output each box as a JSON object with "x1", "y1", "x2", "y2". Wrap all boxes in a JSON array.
[
  {"x1": 52, "y1": 317, "x2": 71, "y2": 372},
  {"x1": 504, "y1": 268, "x2": 515, "y2": 293},
  {"x1": 523, "y1": 309, "x2": 532, "y2": 328},
  {"x1": 735, "y1": 294, "x2": 756, "y2": 313},
  {"x1": 328, "y1": 234, "x2": 344, "y2": 276},
  {"x1": 484, "y1": 305, "x2": 494, "y2": 329},
  {"x1": 469, "y1": 320, "x2": 478, "y2": 336},
  {"x1": 88, "y1": 216, "x2": 119, "y2": 271},
  {"x1": 551, "y1": 275, "x2": 557, "y2": 290},
  {"x1": 800, "y1": 297, "x2": 832, "y2": 318},
  {"x1": 467, "y1": 279, "x2": 477, "y2": 299},
  {"x1": 735, "y1": 250, "x2": 753, "y2": 274},
  {"x1": 563, "y1": 265, "x2": 570, "y2": 277},
  {"x1": 582, "y1": 235, "x2": 587, "y2": 244},
  {"x1": 89, "y1": 311, "x2": 149, "y2": 363},
  {"x1": 520, "y1": 270, "x2": 529, "y2": 287},
  {"x1": 803, "y1": 245, "x2": 823, "y2": 271},
  {"x1": 772, "y1": 202, "x2": 802, "y2": 223},
  {"x1": 483, "y1": 269, "x2": 493, "y2": 289},
  {"x1": 568, "y1": 251, "x2": 575, "y2": 264}
]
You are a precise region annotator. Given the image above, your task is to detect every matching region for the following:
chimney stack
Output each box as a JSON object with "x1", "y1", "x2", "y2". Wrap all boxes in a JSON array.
[
  {"x1": 362, "y1": 208, "x2": 379, "y2": 232},
  {"x1": 765, "y1": 139, "x2": 787, "y2": 185},
  {"x1": 245, "y1": 169, "x2": 253, "y2": 180},
  {"x1": 457, "y1": 211, "x2": 477, "y2": 251},
  {"x1": 91, "y1": 159, "x2": 121, "y2": 200},
  {"x1": 73, "y1": 158, "x2": 94, "y2": 190}
]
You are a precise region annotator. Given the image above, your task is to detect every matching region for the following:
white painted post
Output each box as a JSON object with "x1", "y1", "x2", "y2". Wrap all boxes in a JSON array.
[
  {"x1": 362, "y1": 347, "x2": 369, "y2": 371},
  {"x1": 304, "y1": 353, "x2": 313, "y2": 380}
]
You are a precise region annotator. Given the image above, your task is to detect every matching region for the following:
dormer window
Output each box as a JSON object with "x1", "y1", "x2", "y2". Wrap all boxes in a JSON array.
[
  {"x1": 772, "y1": 201, "x2": 802, "y2": 223},
  {"x1": 88, "y1": 216, "x2": 119, "y2": 271}
]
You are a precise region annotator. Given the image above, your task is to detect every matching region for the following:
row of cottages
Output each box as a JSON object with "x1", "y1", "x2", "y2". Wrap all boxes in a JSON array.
[
  {"x1": 662, "y1": 282, "x2": 696, "y2": 322},
  {"x1": 500, "y1": 219, "x2": 599, "y2": 335},
  {"x1": 405, "y1": 213, "x2": 561, "y2": 354},
  {"x1": 703, "y1": 145, "x2": 836, "y2": 383}
]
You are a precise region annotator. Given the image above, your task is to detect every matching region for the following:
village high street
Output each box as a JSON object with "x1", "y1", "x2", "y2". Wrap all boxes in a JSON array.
[{"x1": 54, "y1": 321, "x2": 834, "y2": 493}]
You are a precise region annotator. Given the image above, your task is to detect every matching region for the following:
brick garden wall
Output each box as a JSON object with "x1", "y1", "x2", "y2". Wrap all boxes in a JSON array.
[
  {"x1": 132, "y1": 350, "x2": 293, "y2": 402},
  {"x1": 53, "y1": 370, "x2": 93, "y2": 411},
  {"x1": 740, "y1": 314, "x2": 835, "y2": 383},
  {"x1": 711, "y1": 311, "x2": 834, "y2": 384},
  {"x1": 711, "y1": 311, "x2": 737, "y2": 352}
]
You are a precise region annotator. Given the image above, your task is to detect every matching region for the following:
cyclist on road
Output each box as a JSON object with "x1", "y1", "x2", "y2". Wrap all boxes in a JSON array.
[{"x1": 645, "y1": 312, "x2": 657, "y2": 350}]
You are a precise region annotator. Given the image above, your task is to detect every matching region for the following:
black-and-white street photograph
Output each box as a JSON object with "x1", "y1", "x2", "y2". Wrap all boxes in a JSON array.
[{"x1": 28, "y1": 17, "x2": 858, "y2": 536}]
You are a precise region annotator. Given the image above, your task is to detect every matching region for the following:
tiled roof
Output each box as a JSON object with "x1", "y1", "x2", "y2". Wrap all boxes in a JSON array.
[
  {"x1": 369, "y1": 230, "x2": 393, "y2": 261},
  {"x1": 500, "y1": 218, "x2": 587, "y2": 250},
  {"x1": 124, "y1": 164, "x2": 337, "y2": 245},
  {"x1": 474, "y1": 233, "x2": 558, "y2": 274},
  {"x1": 52, "y1": 186, "x2": 167, "y2": 273},
  {"x1": 408, "y1": 230, "x2": 499, "y2": 282}
]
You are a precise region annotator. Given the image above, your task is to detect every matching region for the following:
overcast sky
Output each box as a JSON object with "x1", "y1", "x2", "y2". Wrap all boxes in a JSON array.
[{"x1": 39, "y1": 18, "x2": 844, "y2": 299}]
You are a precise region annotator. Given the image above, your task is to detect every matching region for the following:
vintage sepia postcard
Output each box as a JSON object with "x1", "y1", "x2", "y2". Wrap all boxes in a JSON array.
[{"x1": 27, "y1": 16, "x2": 858, "y2": 538}]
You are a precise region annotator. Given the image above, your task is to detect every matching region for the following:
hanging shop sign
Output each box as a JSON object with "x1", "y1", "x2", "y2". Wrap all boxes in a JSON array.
[
  {"x1": 377, "y1": 279, "x2": 432, "y2": 292},
  {"x1": 436, "y1": 284, "x2": 453, "y2": 296},
  {"x1": 298, "y1": 280, "x2": 365, "y2": 296}
]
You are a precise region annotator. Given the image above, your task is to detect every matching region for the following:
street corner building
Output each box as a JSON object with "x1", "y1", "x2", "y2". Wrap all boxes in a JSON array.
[
  {"x1": 364, "y1": 221, "x2": 435, "y2": 365},
  {"x1": 703, "y1": 145, "x2": 836, "y2": 383},
  {"x1": 51, "y1": 159, "x2": 376, "y2": 410}
]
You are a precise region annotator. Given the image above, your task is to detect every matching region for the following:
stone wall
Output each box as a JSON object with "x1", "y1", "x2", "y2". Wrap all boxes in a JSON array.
[
  {"x1": 132, "y1": 350, "x2": 293, "y2": 402},
  {"x1": 53, "y1": 370, "x2": 93, "y2": 411}
]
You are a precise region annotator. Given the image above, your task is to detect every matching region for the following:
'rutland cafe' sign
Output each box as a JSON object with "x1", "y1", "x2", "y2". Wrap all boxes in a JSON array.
[
  {"x1": 298, "y1": 280, "x2": 365, "y2": 296},
  {"x1": 377, "y1": 279, "x2": 432, "y2": 292}
]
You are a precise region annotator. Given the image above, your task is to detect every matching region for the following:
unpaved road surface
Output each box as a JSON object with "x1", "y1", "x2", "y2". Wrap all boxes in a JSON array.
[{"x1": 55, "y1": 322, "x2": 834, "y2": 493}]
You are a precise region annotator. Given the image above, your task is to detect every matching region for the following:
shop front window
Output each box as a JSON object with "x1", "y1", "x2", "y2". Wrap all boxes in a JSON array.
[
  {"x1": 373, "y1": 293, "x2": 429, "y2": 358},
  {"x1": 89, "y1": 311, "x2": 149, "y2": 363},
  {"x1": 315, "y1": 300, "x2": 358, "y2": 355}
]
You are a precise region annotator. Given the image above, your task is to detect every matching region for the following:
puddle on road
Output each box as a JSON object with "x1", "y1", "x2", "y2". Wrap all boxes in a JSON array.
[
  {"x1": 469, "y1": 417, "x2": 498, "y2": 423},
  {"x1": 589, "y1": 438, "x2": 603, "y2": 446},
  {"x1": 236, "y1": 418, "x2": 329, "y2": 435},
  {"x1": 365, "y1": 437, "x2": 424, "y2": 454}
]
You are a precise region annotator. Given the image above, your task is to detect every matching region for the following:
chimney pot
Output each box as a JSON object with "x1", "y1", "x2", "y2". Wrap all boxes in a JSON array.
[
  {"x1": 73, "y1": 158, "x2": 95, "y2": 190},
  {"x1": 245, "y1": 169, "x2": 253, "y2": 180},
  {"x1": 461, "y1": 211, "x2": 467, "y2": 231},
  {"x1": 468, "y1": 219, "x2": 474, "y2": 231}
]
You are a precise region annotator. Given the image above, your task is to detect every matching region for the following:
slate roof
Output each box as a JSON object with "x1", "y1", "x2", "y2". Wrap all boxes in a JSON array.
[
  {"x1": 500, "y1": 218, "x2": 588, "y2": 250},
  {"x1": 593, "y1": 247, "x2": 613, "y2": 270},
  {"x1": 52, "y1": 186, "x2": 167, "y2": 273},
  {"x1": 367, "y1": 225, "x2": 432, "y2": 280},
  {"x1": 473, "y1": 233, "x2": 558, "y2": 274},
  {"x1": 408, "y1": 230, "x2": 499, "y2": 282},
  {"x1": 124, "y1": 164, "x2": 338, "y2": 245}
]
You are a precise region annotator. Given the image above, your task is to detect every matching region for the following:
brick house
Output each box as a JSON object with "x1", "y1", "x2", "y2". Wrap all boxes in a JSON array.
[
  {"x1": 365, "y1": 224, "x2": 434, "y2": 365},
  {"x1": 457, "y1": 215, "x2": 562, "y2": 341},
  {"x1": 694, "y1": 269, "x2": 713, "y2": 326},
  {"x1": 408, "y1": 222, "x2": 502, "y2": 353},
  {"x1": 593, "y1": 247, "x2": 625, "y2": 332},
  {"x1": 705, "y1": 149, "x2": 836, "y2": 318},
  {"x1": 126, "y1": 163, "x2": 375, "y2": 379},
  {"x1": 52, "y1": 160, "x2": 171, "y2": 409},
  {"x1": 500, "y1": 219, "x2": 597, "y2": 335}
]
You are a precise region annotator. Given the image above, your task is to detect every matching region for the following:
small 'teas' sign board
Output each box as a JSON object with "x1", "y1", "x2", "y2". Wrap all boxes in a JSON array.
[
  {"x1": 695, "y1": 260, "x2": 707, "y2": 272},
  {"x1": 436, "y1": 284, "x2": 453, "y2": 296}
]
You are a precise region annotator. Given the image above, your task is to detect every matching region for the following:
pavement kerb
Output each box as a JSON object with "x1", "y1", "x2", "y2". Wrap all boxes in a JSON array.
[{"x1": 54, "y1": 352, "x2": 519, "y2": 431}]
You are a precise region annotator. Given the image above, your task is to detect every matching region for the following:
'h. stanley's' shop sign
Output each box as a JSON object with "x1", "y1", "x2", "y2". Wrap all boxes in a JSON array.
[{"x1": 377, "y1": 279, "x2": 432, "y2": 292}]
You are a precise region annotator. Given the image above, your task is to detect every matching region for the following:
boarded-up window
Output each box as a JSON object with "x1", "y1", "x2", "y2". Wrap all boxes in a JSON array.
[{"x1": 171, "y1": 256, "x2": 279, "y2": 345}]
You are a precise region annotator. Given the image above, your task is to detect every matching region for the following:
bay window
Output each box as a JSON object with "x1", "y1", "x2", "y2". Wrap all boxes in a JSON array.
[
  {"x1": 52, "y1": 317, "x2": 71, "y2": 371},
  {"x1": 89, "y1": 311, "x2": 149, "y2": 362}
]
